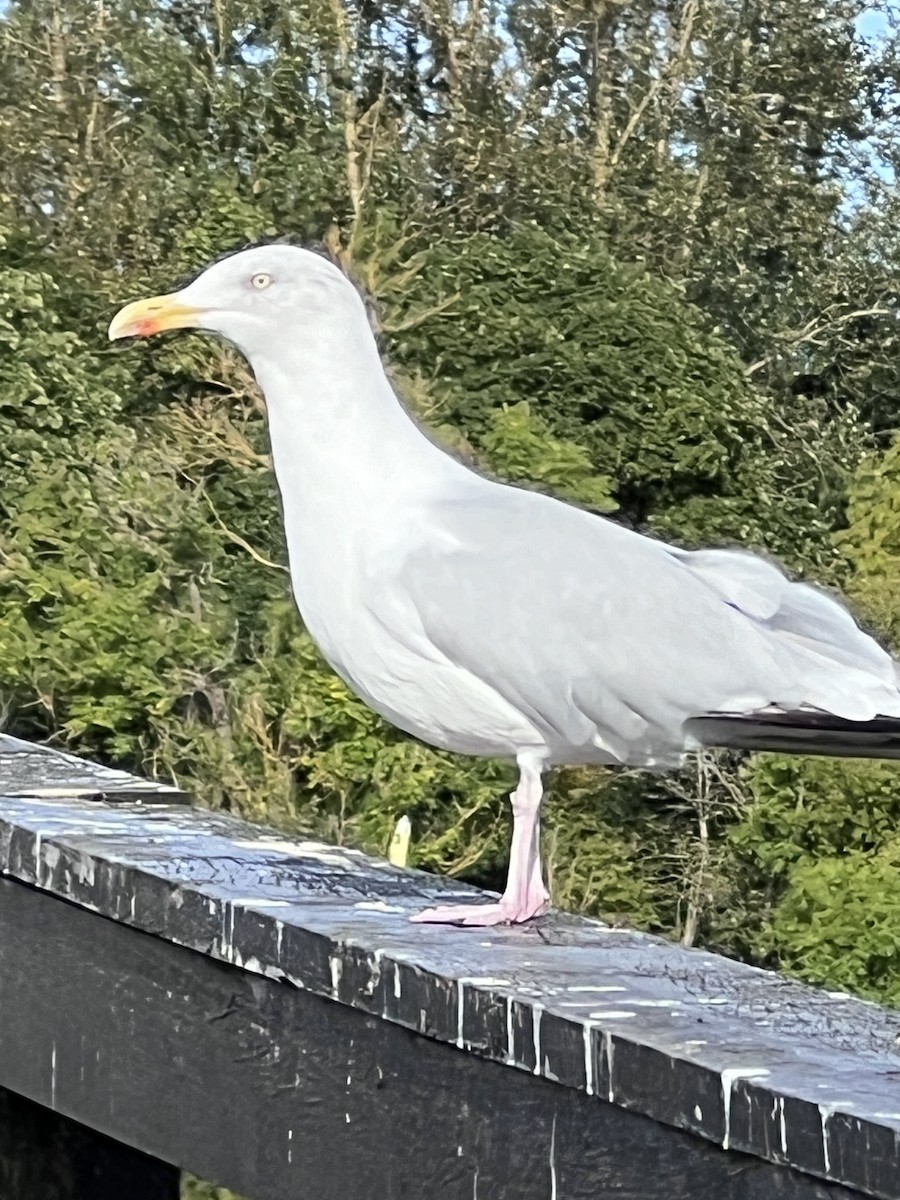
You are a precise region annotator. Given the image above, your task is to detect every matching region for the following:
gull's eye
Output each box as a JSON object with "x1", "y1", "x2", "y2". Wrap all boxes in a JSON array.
[{"x1": 250, "y1": 272, "x2": 272, "y2": 290}]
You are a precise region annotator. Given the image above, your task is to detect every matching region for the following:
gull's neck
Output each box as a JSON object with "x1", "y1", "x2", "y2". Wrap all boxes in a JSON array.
[{"x1": 250, "y1": 316, "x2": 462, "y2": 536}]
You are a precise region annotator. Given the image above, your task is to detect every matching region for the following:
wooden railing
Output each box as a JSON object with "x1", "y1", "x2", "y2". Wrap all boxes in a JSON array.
[{"x1": 0, "y1": 733, "x2": 896, "y2": 1200}]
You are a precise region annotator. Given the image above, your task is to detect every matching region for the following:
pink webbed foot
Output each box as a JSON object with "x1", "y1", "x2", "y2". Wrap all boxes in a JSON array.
[{"x1": 409, "y1": 893, "x2": 547, "y2": 927}]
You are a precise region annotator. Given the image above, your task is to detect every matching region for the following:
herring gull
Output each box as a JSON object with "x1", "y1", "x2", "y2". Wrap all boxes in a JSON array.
[{"x1": 109, "y1": 244, "x2": 900, "y2": 926}]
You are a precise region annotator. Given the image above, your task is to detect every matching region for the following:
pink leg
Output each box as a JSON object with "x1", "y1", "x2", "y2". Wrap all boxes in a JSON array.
[
  {"x1": 528, "y1": 793, "x2": 551, "y2": 907},
  {"x1": 411, "y1": 754, "x2": 549, "y2": 927}
]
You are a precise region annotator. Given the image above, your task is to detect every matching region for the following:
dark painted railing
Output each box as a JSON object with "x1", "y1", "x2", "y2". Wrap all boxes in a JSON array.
[{"x1": 0, "y1": 733, "x2": 898, "y2": 1200}]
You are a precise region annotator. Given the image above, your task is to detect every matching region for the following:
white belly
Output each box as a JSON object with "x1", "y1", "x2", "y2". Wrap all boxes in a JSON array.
[{"x1": 299, "y1": 596, "x2": 542, "y2": 758}]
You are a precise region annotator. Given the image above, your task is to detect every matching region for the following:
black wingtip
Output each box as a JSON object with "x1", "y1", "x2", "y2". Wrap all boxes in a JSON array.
[{"x1": 687, "y1": 712, "x2": 900, "y2": 761}]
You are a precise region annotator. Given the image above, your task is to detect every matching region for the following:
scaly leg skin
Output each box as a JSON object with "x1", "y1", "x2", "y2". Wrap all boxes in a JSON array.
[{"x1": 411, "y1": 753, "x2": 548, "y2": 926}]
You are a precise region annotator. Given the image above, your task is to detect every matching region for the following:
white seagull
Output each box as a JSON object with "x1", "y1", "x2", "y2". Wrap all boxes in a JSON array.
[{"x1": 109, "y1": 244, "x2": 900, "y2": 926}]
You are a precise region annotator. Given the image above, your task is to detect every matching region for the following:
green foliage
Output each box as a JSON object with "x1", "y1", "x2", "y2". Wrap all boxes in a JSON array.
[
  {"x1": 0, "y1": 246, "x2": 124, "y2": 501},
  {"x1": 836, "y1": 435, "x2": 900, "y2": 642},
  {"x1": 390, "y1": 228, "x2": 773, "y2": 530},
  {"x1": 480, "y1": 401, "x2": 617, "y2": 511},
  {"x1": 735, "y1": 755, "x2": 900, "y2": 876},
  {"x1": 182, "y1": 1174, "x2": 245, "y2": 1200},
  {"x1": 0, "y1": 429, "x2": 228, "y2": 755},
  {"x1": 708, "y1": 435, "x2": 900, "y2": 998},
  {"x1": 758, "y1": 848, "x2": 900, "y2": 1004}
]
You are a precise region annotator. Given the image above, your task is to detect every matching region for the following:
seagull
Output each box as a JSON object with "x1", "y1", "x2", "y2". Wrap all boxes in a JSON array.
[{"x1": 109, "y1": 244, "x2": 900, "y2": 927}]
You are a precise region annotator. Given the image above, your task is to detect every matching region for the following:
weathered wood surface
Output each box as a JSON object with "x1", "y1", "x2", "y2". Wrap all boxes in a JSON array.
[
  {"x1": 0, "y1": 734, "x2": 191, "y2": 803},
  {"x1": 0, "y1": 877, "x2": 864, "y2": 1200},
  {"x1": 1, "y1": 742, "x2": 900, "y2": 1198}
]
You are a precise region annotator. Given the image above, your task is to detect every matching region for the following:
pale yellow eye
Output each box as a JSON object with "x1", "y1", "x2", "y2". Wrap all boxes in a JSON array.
[{"x1": 250, "y1": 272, "x2": 272, "y2": 290}]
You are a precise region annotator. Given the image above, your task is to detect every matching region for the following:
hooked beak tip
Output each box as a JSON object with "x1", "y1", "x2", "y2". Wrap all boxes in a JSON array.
[{"x1": 108, "y1": 293, "x2": 203, "y2": 341}]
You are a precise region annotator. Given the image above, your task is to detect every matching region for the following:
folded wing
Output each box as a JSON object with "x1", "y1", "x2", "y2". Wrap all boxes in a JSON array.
[{"x1": 369, "y1": 486, "x2": 900, "y2": 765}]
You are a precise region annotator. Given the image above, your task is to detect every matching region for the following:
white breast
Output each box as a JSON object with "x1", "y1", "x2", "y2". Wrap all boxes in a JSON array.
[{"x1": 294, "y1": 553, "x2": 543, "y2": 758}]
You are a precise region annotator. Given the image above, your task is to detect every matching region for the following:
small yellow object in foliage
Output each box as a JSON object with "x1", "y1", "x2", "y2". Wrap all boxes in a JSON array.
[{"x1": 388, "y1": 815, "x2": 412, "y2": 868}]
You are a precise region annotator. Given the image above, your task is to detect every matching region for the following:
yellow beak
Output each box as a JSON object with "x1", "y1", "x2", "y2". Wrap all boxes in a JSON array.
[{"x1": 108, "y1": 293, "x2": 203, "y2": 341}]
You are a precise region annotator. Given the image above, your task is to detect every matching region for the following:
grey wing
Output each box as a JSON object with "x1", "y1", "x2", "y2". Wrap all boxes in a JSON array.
[{"x1": 371, "y1": 488, "x2": 900, "y2": 764}]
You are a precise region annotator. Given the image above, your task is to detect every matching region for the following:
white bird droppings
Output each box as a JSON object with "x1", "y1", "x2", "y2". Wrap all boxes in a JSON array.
[
  {"x1": 549, "y1": 1113, "x2": 558, "y2": 1200},
  {"x1": 819, "y1": 1105, "x2": 831, "y2": 1173},
  {"x1": 532, "y1": 1007, "x2": 543, "y2": 1076},
  {"x1": 457, "y1": 980, "x2": 466, "y2": 1050},
  {"x1": 456, "y1": 977, "x2": 513, "y2": 1051},
  {"x1": 566, "y1": 985, "x2": 627, "y2": 993},
  {"x1": 584, "y1": 1025, "x2": 594, "y2": 1096},
  {"x1": 721, "y1": 1068, "x2": 771, "y2": 1150},
  {"x1": 329, "y1": 954, "x2": 342, "y2": 997}
]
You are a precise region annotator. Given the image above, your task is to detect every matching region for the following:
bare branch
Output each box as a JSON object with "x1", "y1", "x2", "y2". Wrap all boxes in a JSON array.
[
  {"x1": 608, "y1": 0, "x2": 702, "y2": 179},
  {"x1": 381, "y1": 291, "x2": 461, "y2": 333},
  {"x1": 200, "y1": 488, "x2": 289, "y2": 575}
]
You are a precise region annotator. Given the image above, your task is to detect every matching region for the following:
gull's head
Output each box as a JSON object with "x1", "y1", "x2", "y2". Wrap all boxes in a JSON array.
[{"x1": 108, "y1": 243, "x2": 365, "y2": 359}]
